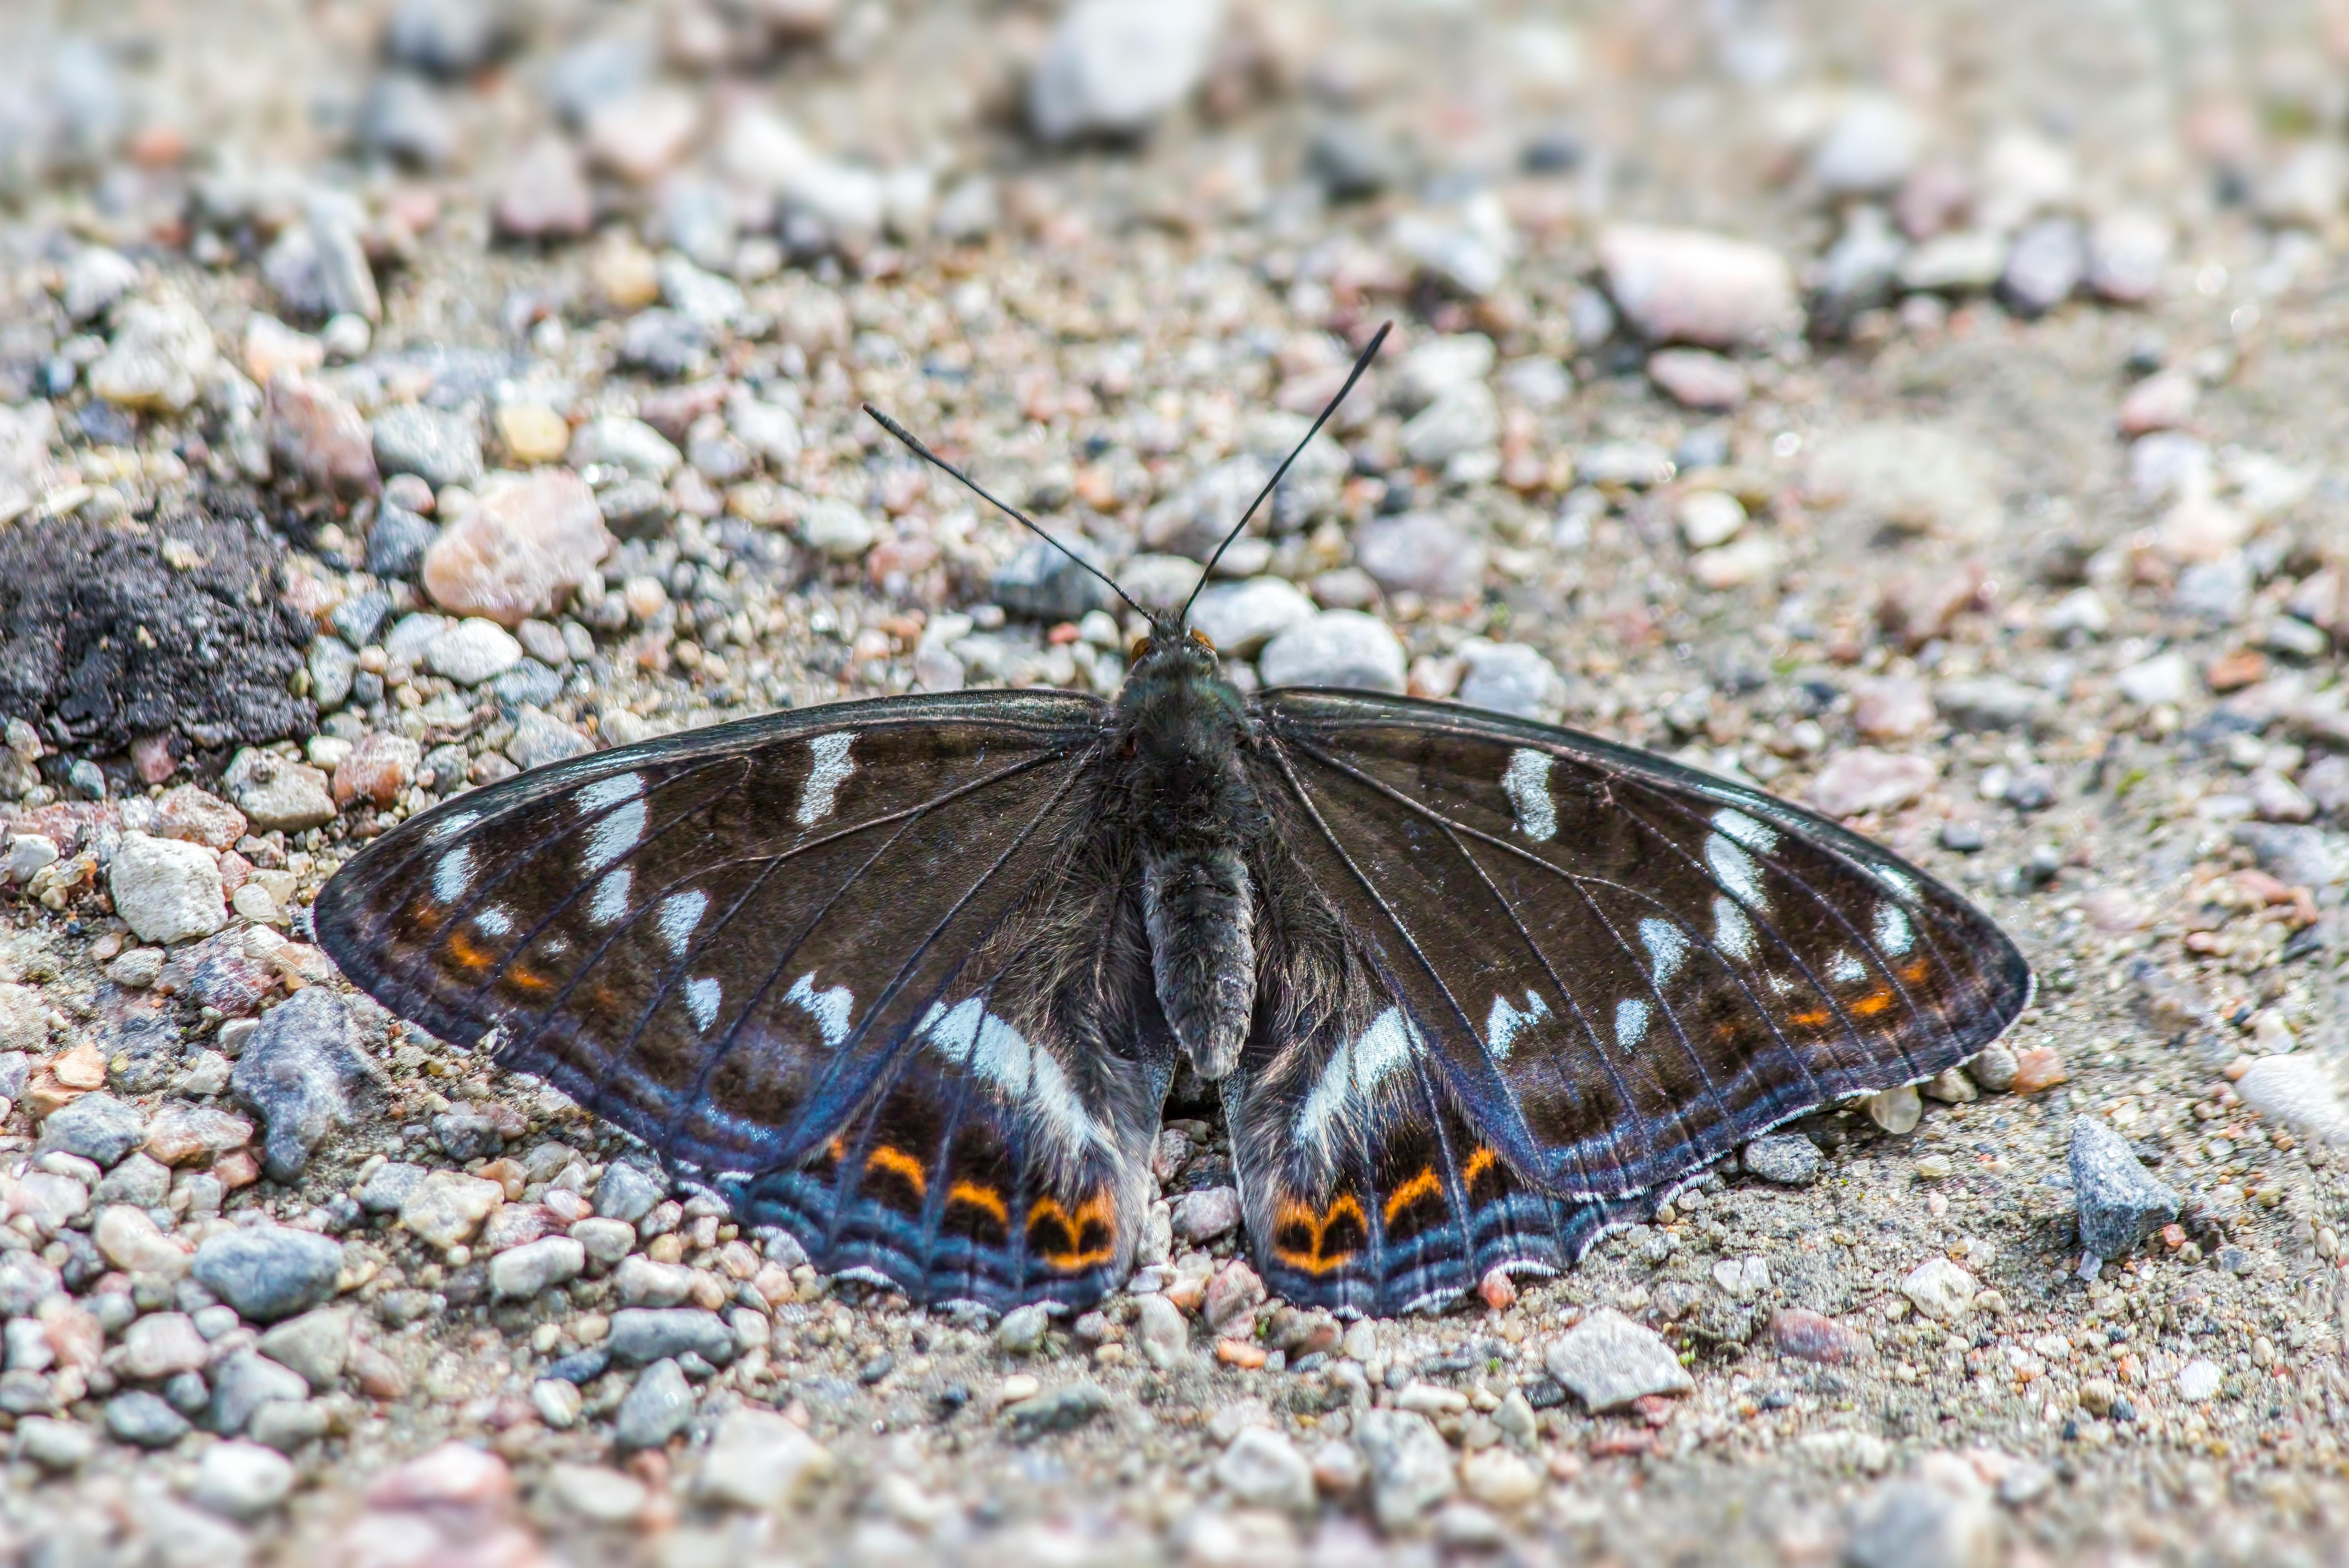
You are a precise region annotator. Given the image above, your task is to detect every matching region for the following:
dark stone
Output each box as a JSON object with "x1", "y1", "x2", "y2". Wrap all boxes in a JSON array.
[
  {"x1": 191, "y1": 1226, "x2": 344, "y2": 1323},
  {"x1": 331, "y1": 590, "x2": 391, "y2": 650},
  {"x1": 365, "y1": 504, "x2": 438, "y2": 581},
  {"x1": 357, "y1": 73, "x2": 455, "y2": 169},
  {"x1": 490, "y1": 658, "x2": 563, "y2": 709},
  {"x1": 442, "y1": 1264, "x2": 488, "y2": 1307},
  {"x1": 545, "y1": 1347, "x2": 609, "y2": 1384},
  {"x1": 38, "y1": 1092, "x2": 146, "y2": 1166},
  {"x1": 2069, "y1": 1117, "x2": 2180, "y2": 1260},
  {"x1": 101, "y1": 1014, "x2": 183, "y2": 1096},
  {"x1": 606, "y1": 1308, "x2": 735, "y2": 1368},
  {"x1": 231, "y1": 988, "x2": 373, "y2": 1182},
  {"x1": 1003, "y1": 1382, "x2": 1109, "y2": 1440},
  {"x1": 384, "y1": 0, "x2": 517, "y2": 77},
  {"x1": 159, "y1": 930, "x2": 276, "y2": 1017},
  {"x1": 431, "y1": 1111, "x2": 503, "y2": 1162},
  {"x1": 0, "y1": 511, "x2": 314, "y2": 761},
  {"x1": 106, "y1": 1390, "x2": 191, "y2": 1448},
  {"x1": 990, "y1": 536, "x2": 1113, "y2": 622},
  {"x1": 618, "y1": 310, "x2": 708, "y2": 380},
  {"x1": 596, "y1": 480, "x2": 671, "y2": 540}
]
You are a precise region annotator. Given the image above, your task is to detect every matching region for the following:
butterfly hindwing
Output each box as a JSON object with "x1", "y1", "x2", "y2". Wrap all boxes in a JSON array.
[
  {"x1": 316, "y1": 690, "x2": 1169, "y2": 1311},
  {"x1": 1224, "y1": 688, "x2": 2028, "y2": 1310}
]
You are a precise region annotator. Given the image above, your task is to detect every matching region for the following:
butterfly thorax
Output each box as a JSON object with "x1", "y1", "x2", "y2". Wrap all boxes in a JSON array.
[{"x1": 1115, "y1": 627, "x2": 1265, "y2": 1083}]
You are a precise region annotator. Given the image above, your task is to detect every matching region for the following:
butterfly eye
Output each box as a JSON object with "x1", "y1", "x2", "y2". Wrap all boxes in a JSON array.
[
  {"x1": 1189, "y1": 629, "x2": 1215, "y2": 651},
  {"x1": 1130, "y1": 637, "x2": 1150, "y2": 664}
]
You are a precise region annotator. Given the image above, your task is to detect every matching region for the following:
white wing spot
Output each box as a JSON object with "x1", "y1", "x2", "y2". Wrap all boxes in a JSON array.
[
  {"x1": 577, "y1": 773, "x2": 645, "y2": 813},
  {"x1": 784, "y1": 972, "x2": 855, "y2": 1049},
  {"x1": 1711, "y1": 807, "x2": 1781, "y2": 854},
  {"x1": 1297, "y1": 1007, "x2": 1423, "y2": 1146},
  {"x1": 686, "y1": 978, "x2": 722, "y2": 1032},
  {"x1": 472, "y1": 906, "x2": 512, "y2": 937},
  {"x1": 589, "y1": 866, "x2": 632, "y2": 925},
  {"x1": 1614, "y1": 997, "x2": 1650, "y2": 1050},
  {"x1": 1486, "y1": 991, "x2": 1550, "y2": 1059},
  {"x1": 424, "y1": 810, "x2": 480, "y2": 844},
  {"x1": 1871, "y1": 864, "x2": 1922, "y2": 902},
  {"x1": 1874, "y1": 901, "x2": 1914, "y2": 956},
  {"x1": 918, "y1": 995, "x2": 1106, "y2": 1154},
  {"x1": 655, "y1": 889, "x2": 709, "y2": 955},
  {"x1": 581, "y1": 798, "x2": 647, "y2": 875},
  {"x1": 1705, "y1": 833, "x2": 1766, "y2": 909},
  {"x1": 433, "y1": 845, "x2": 473, "y2": 904},
  {"x1": 1829, "y1": 950, "x2": 1867, "y2": 984},
  {"x1": 540, "y1": 934, "x2": 570, "y2": 957},
  {"x1": 1639, "y1": 918, "x2": 1689, "y2": 988},
  {"x1": 1502, "y1": 750, "x2": 1557, "y2": 842},
  {"x1": 795, "y1": 733, "x2": 858, "y2": 827},
  {"x1": 1713, "y1": 896, "x2": 1755, "y2": 962}
]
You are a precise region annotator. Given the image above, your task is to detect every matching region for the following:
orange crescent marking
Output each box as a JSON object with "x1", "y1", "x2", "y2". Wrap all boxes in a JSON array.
[
  {"x1": 864, "y1": 1145, "x2": 928, "y2": 1195},
  {"x1": 946, "y1": 1181, "x2": 1007, "y2": 1222},
  {"x1": 1028, "y1": 1192, "x2": 1117, "y2": 1271},
  {"x1": 502, "y1": 964, "x2": 553, "y2": 994},
  {"x1": 1272, "y1": 1193, "x2": 1366, "y2": 1274},
  {"x1": 1898, "y1": 959, "x2": 1930, "y2": 985},
  {"x1": 1787, "y1": 1007, "x2": 1833, "y2": 1029},
  {"x1": 442, "y1": 932, "x2": 491, "y2": 974},
  {"x1": 1383, "y1": 1166, "x2": 1445, "y2": 1223},
  {"x1": 1462, "y1": 1146, "x2": 1498, "y2": 1185},
  {"x1": 1849, "y1": 987, "x2": 1895, "y2": 1017}
]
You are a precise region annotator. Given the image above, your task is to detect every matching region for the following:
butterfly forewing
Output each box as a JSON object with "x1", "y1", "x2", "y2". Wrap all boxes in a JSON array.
[
  {"x1": 1249, "y1": 691, "x2": 2028, "y2": 1194},
  {"x1": 317, "y1": 690, "x2": 1170, "y2": 1310}
]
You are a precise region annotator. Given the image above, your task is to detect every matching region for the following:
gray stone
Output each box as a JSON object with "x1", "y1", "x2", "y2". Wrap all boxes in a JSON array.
[
  {"x1": 614, "y1": 1358, "x2": 695, "y2": 1451},
  {"x1": 1188, "y1": 579, "x2": 1315, "y2": 658},
  {"x1": 261, "y1": 214, "x2": 381, "y2": 325},
  {"x1": 255, "y1": 1308, "x2": 352, "y2": 1391},
  {"x1": 990, "y1": 537, "x2": 1115, "y2": 622},
  {"x1": 1934, "y1": 676, "x2": 2053, "y2": 732},
  {"x1": 1135, "y1": 1292, "x2": 1188, "y2": 1369},
  {"x1": 1399, "y1": 384, "x2": 1500, "y2": 468},
  {"x1": 693, "y1": 1406, "x2": 835, "y2": 1509},
  {"x1": 1259, "y1": 611, "x2": 1407, "y2": 693},
  {"x1": 97, "y1": 1153, "x2": 172, "y2": 1208},
  {"x1": 431, "y1": 1110, "x2": 503, "y2": 1162},
  {"x1": 307, "y1": 636, "x2": 358, "y2": 710},
  {"x1": 1216, "y1": 1426, "x2": 1314, "y2": 1514},
  {"x1": 38, "y1": 1092, "x2": 145, "y2": 1167},
  {"x1": 2000, "y1": 218, "x2": 2085, "y2": 316},
  {"x1": 188, "y1": 1439, "x2": 294, "y2": 1521},
  {"x1": 1966, "y1": 1045, "x2": 2019, "y2": 1093},
  {"x1": 366, "y1": 503, "x2": 437, "y2": 580},
  {"x1": 1845, "y1": 1468, "x2": 1995, "y2": 1568},
  {"x1": 568, "y1": 416, "x2": 682, "y2": 480},
  {"x1": 1028, "y1": 0, "x2": 1223, "y2": 143},
  {"x1": 106, "y1": 1390, "x2": 192, "y2": 1448},
  {"x1": 1543, "y1": 1308, "x2": 1693, "y2": 1411},
  {"x1": 223, "y1": 750, "x2": 336, "y2": 834},
  {"x1": 191, "y1": 1226, "x2": 343, "y2": 1324},
  {"x1": 423, "y1": 618, "x2": 522, "y2": 685},
  {"x1": 355, "y1": 1161, "x2": 426, "y2": 1214},
  {"x1": 1169, "y1": 1186, "x2": 1241, "y2": 1242},
  {"x1": 1899, "y1": 231, "x2": 2008, "y2": 294},
  {"x1": 231, "y1": 988, "x2": 370, "y2": 1182},
  {"x1": 2069, "y1": 1116, "x2": 2179, "y2": 1260},
  {"x1": 385, "y1": 0, "x2": 514, "y2": 76},
  {"x1": 490, "y1": 1237, "x2": 585, "y2": 1301},
  {"x1": 505, "y1": 707, "x2": 592, "y2": 771},
  {"x1": 618, "y1": 310, "x2": 709, "y2": 379},
  {"x1": 89, "y1": 296, "x2": 217, "y2": 414},
  {"x1": 247, "y1": 1398, "x2": 331, "y2": 1453},
  {"x1": 357, "y1": 73, "x2": 455, "y2": 169},
  {"x1": 1456, "y1": 642, "x2": 1563, "y2": 720},
  {"x1": 1353, "y1": 1409, "x2": 1458, "y2": 1529},
  {"x1": 206, "y1": 1351, "x2": 308, "y2": 1436},
  {"x1": 110, "y1": 833, "x2": 227, "y2": 946},
  {"x1": 606, "y1": 1308, "x2": 735, "y2": 1368},
  {"x1": 63, "y1": 246, "x2": 139, "y2": 323},
  {"x1": 1742, "y1": 1134, "x2": 1822, "y2": 1185},
  {"x1": 595, "y1": 1161, "x2": 666, "y2": 1224},
  {"x1": 995, "y1": 1303, "x2": 1051, "y2": 1357},
  {"x1": 1354, "y1": 513, "x2": 1487, "y2": 601},
  {"x1": 1808, "y1": 95, "x2": 1923, "y2": 195},
  {"x1": 1003, "y1": 1382, "x2": 1109, "y2": 1439},
  {"x1": 797, "y1": 498, "x2": 877, "y2": 561},
  {"x1": 17, "y1": 1415, "x2": 96, "y2": 1471},
  {"x1": 371, "y1": 403, "x2": 482, "y2": 489}
]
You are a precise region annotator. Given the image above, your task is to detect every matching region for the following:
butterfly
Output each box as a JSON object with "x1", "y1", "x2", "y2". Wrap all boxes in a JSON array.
[{"x1": 315, "y1": 324, "x2": 2030, "y2": 1318}]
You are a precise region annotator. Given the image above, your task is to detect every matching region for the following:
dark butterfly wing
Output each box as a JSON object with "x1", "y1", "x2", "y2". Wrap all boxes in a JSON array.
[
  {"x1": 1227, "y1": 687, "x2": 2028, "y2": 1314},
  {"x1": 316, "y1": 690, "x2": 1171, "y2": 1312}
]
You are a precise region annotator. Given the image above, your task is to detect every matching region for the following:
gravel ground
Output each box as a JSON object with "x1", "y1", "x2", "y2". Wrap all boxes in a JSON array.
[{"x1": 3, "y1": 1, "x2": 2349, "y2": 1563}]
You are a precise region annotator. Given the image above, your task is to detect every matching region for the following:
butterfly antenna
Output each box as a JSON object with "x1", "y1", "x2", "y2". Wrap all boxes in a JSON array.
[
  {"x1": 863, "y1": 405, "x2": 1148, "y2": 622},
  {"x1": 1177, "y1": 319, "x2": 1393, "y2": 628}
]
